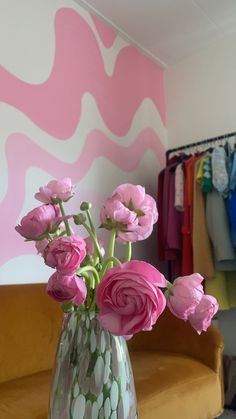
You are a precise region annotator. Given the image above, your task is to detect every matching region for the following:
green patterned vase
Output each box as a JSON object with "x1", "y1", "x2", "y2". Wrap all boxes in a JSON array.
[{"x1": 49, "y1": 310, "x2": 138, "y2": 419}]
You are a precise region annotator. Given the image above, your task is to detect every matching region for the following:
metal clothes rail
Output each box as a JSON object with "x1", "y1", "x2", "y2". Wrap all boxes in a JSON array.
[{"x1": 166, "y1": 131, "x2": 236, "y2": 164}]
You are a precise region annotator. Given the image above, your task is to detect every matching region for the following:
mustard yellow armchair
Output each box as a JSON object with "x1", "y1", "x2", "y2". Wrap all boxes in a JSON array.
[
  {"x1": 0, "y1": 284, "x2": 224, "y2": 419},
  {"x1": 128, "y1": 309, "x2": 224, "y2": 419}
]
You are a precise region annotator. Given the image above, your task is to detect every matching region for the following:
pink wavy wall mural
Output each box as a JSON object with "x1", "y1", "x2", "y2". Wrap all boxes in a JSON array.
[
  {"x1": 0, "y1": 8, "x2": 165, "y2": 139},
  {"x1": 91, "y1": 14, "x2": 117, "y2": 47},
  {"x1": 0, "y1": 4, "x2": 166, "y2": 283}
]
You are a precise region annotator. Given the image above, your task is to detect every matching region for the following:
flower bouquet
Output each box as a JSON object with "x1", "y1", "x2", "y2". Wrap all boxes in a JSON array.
[{"x1": 15, "y1": 178, "x2": 219, "y2": 419}]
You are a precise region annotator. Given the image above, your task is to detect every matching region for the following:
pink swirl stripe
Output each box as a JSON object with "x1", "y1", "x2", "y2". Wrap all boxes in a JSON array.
[
  {"x1": 0, "y1": 8, "x2": 165, "y2": 139},
  {"x1": 91, "y1": 14, "x2": 117, "y2": 47},
  {"x1": 2, "y1": 129, "x2": 165, "y2": 265}
]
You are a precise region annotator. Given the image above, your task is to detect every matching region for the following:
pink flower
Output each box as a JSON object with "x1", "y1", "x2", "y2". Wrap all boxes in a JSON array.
[
  {"x1": 96, "y1": 260, "x2": 167, "y2": 337},
  {"x1": 35, "y1": 178, "x2": 74, "y2": 204},
  {"x1": 35, "y1": 238, "x2": 49, "y2": 255},
  {"x1": 188, "y1": 295, "x2": 219, "y2": 334},
  {"x1": 100, "y1": 184, "x2": 158, "y2": 243},
  {"x1": 85, "y1": 236, "x2": 105, "y2": 257},
  {"x1": 44, "y1": 234, "x2": 86, "y2": 274},
  {"x1": 15, "y1": 204, "x2": 60, "y2": 240},
  {"x1": 47, "y1": 272, "x2": 87, "y2": 305},
  {"x1": 166, "y1": 273, "x2": 204, "y2": 320}
]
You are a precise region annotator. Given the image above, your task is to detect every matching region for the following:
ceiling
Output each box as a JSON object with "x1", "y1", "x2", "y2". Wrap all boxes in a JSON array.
[{"x1": 75, "y1": 0, "x2": 236, "y2": 67}]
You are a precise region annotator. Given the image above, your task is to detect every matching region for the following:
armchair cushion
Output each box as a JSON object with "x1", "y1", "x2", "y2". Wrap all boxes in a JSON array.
[
  {"x1": 131, "y1": 351, "x2": 223, "y2": 419},
  {"x1": 0, "y1": 285, "x2": 224, "y2": 419},
  {"x1": 0, "y1": 370, "x2": 51, "y2": 419}
]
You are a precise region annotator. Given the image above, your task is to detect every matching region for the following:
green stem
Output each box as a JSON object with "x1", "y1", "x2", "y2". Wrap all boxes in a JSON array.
[
  {"x1": 59, "y1": 201, "x2": 71, "y2": 236},
  {"x1": 99, "y1": 256, "x2": 121, "y2": 279},
  {"x1": 81, "y1": 222, "x2": 103, "y2": 263},
  {"x1": 86, "y1": 210, "x2": 95, "y2": 234},
  {"x1": 90, "y1": 292, "x2": 97, "y2": 311},
  {"x1": 79, "y1": 271, "x2": 90, "y2": 286},
  {"x1": 78, "y1": 272, "x2": 91, "y2": 309},
  {"x1": 77, "y1": 266, "x2": 100, "y2": 311},
  {"x1": 125, "y1": 241, "x2": 132, "y2": 262},
  {"x1": 57, "y1": 230, "x2": 67, "y2": 238},
  {"x1": 77, "y1": 266, "x2": 100, "y2": 287},
  {"x1": 107, "y1": 229, "x2": 116, "y2": 269}
]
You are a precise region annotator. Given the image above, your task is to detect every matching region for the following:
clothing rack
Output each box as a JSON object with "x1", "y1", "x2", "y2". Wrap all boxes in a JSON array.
[
  {"x1": 166, "y1": 131, "x2": 236, "y2": 165},
  {"x1": 165, "y1": 130, "x2": 236, "y2": 281}
]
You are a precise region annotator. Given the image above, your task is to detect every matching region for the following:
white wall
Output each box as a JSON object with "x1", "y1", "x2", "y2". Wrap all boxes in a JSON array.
[
  {"x1": 165, "y1": 31, "x2": 236, "y2": 148},
  {"x1": 165, "y1": 33, "x2": 236, "y2": 355}
]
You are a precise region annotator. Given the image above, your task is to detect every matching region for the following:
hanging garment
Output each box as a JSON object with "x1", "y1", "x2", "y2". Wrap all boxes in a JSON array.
[
  {"x1": 174, "y1": 163, "x2": 184, "y2": 211},
  {"x1": 157, "y1": 163, "x2": 183, "y2": 277},
  {"x1": 227, "y1": 189, "x2": 236, "y2": 249},
  {"x1": 205, "y1": 271, "x2": 236, "y2": 310},
  {"x1": 206, "y1": 189, "x2": 236, "y2": 270},
  {"x1": 196, "y1": 156, "x2": 204, "y2": 183},
  {"x1": 157, "y1": 169, "x2": 165, "y2": 262},
  {"x1": 205, "y1": 272, "x2": 231, "y2": 310},
  {"x1": 212, "y1": 146, "x2": 229, "y2": 196},
  {"x1": 201, "y1": 155, "x2": 213, "y2": 193},
  {"x1": 166, "y1": 165, "x2": 183, "y2": 277},
  {"x1": 229, "y1": 151, "x2": 236, "y2": 191},
  {"x1": 157, "y1": 165, "x2": 179, "y2": 262},
  {"x1": 181, "y1": 156, "x2": 198, "y2": 275},
  {"x1": 192, "y1": 157, "x2": 215, "y2": 278}
]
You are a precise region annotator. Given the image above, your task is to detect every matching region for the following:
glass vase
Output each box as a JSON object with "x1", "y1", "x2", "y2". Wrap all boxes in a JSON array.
[{"x1": 48, "y1": 310, "x2": 138, "y2": 419}]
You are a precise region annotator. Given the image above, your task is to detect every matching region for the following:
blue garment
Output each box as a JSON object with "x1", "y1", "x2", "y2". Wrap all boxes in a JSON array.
[
  {"x1": 227, "y1": 189, "x2": 236, "y2": 248},
  {"x1": 230, "y1": 151, "x2": 236, "y2": 191}
]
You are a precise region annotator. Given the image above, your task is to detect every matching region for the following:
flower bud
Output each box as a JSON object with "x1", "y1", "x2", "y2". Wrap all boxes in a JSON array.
[
  {"x1": 61, "y1": 301, "x2": 74, "y2": 313},
  {"x1": 73, "y1": 213, "x2": 86, "y2": 225},
  {"x1": 80, "y1": 202, "x2": 92, "y2": 211}
]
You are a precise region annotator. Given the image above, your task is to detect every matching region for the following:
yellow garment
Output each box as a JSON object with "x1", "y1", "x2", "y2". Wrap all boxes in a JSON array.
[
  {"x1": 205, "y1": 271, "x2": 236, "y2": 310},
  {"x1": 192, "y1": 157, "x2": 215, "y2": 278},
  {"x1": 196, "y1": 155, "x2": 205, "y2": 183}
]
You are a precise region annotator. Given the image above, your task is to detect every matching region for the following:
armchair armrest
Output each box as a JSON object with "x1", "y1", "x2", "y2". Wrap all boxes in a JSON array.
[{"x1": 128, "y1": 310, "x2": 224, "y2": 373}]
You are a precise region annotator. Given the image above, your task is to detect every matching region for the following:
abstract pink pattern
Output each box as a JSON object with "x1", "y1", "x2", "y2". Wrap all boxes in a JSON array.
[
  {"x1": 0, "y1": 8, "x2": 165, "y2": 139},
  {"x1": 0, "y1": 6, "x2": 166, "y2": 279},
  {"x1": 91, "y1": 14, "x2": 117, "y2": 47}
]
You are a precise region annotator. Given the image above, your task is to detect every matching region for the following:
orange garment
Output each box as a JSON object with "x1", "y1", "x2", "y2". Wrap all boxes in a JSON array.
[{"x1": 181, "y1": 156, "x2": 197, "y2": 275}]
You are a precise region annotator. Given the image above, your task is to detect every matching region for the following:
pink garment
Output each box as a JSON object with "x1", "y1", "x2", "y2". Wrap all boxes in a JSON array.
[
  {"x1": 157, "y1": 160, "x2": 183, "y2": 277},
  {"x1": 174, "y1": 163, "x2": 184, "y2": 211}
]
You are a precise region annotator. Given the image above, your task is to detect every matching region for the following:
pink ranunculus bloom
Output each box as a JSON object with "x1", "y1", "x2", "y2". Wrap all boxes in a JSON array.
[
  {"x1": 35, "y1": 177, "x2": 74, "y2": 204},
  {"x1": 100, "y1": 183, "x2": 158, "y2": 243},
  {"x1": 166, "y1": 273, "x2": 204, "y2": 320},
  {"x1": 188, "y1": 295, "x2": 219, "y2": 334},
  {"x1": 85, "y1": 236, "x2": 105, "y2": 258},
  {"x1": 15, "y1": 204, "x2": 60, "y2": 240},
  {"x1": 47, "y1": 271, "x2": 87, "y2": 305},
  {"x1": 44, "y1": 234, "x2": 86, "y2": 274},
  {"x1": 96, "y1": 260, "x2": 167, "y2": 337},
  {"x1": 35, "y1": 238, "x2": 49, "y2": 255}
]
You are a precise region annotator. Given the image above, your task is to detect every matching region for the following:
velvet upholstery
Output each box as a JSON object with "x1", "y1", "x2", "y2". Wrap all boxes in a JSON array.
[
  {"x1": 0, "y1": 284, "x2": 224, "y2": 419},
  {"x1": 129, "y1": 309, "x2": 224, "y2": 419},
  {"x1": 0, "y1": 284, "x2": 62, "y2": 384}
]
